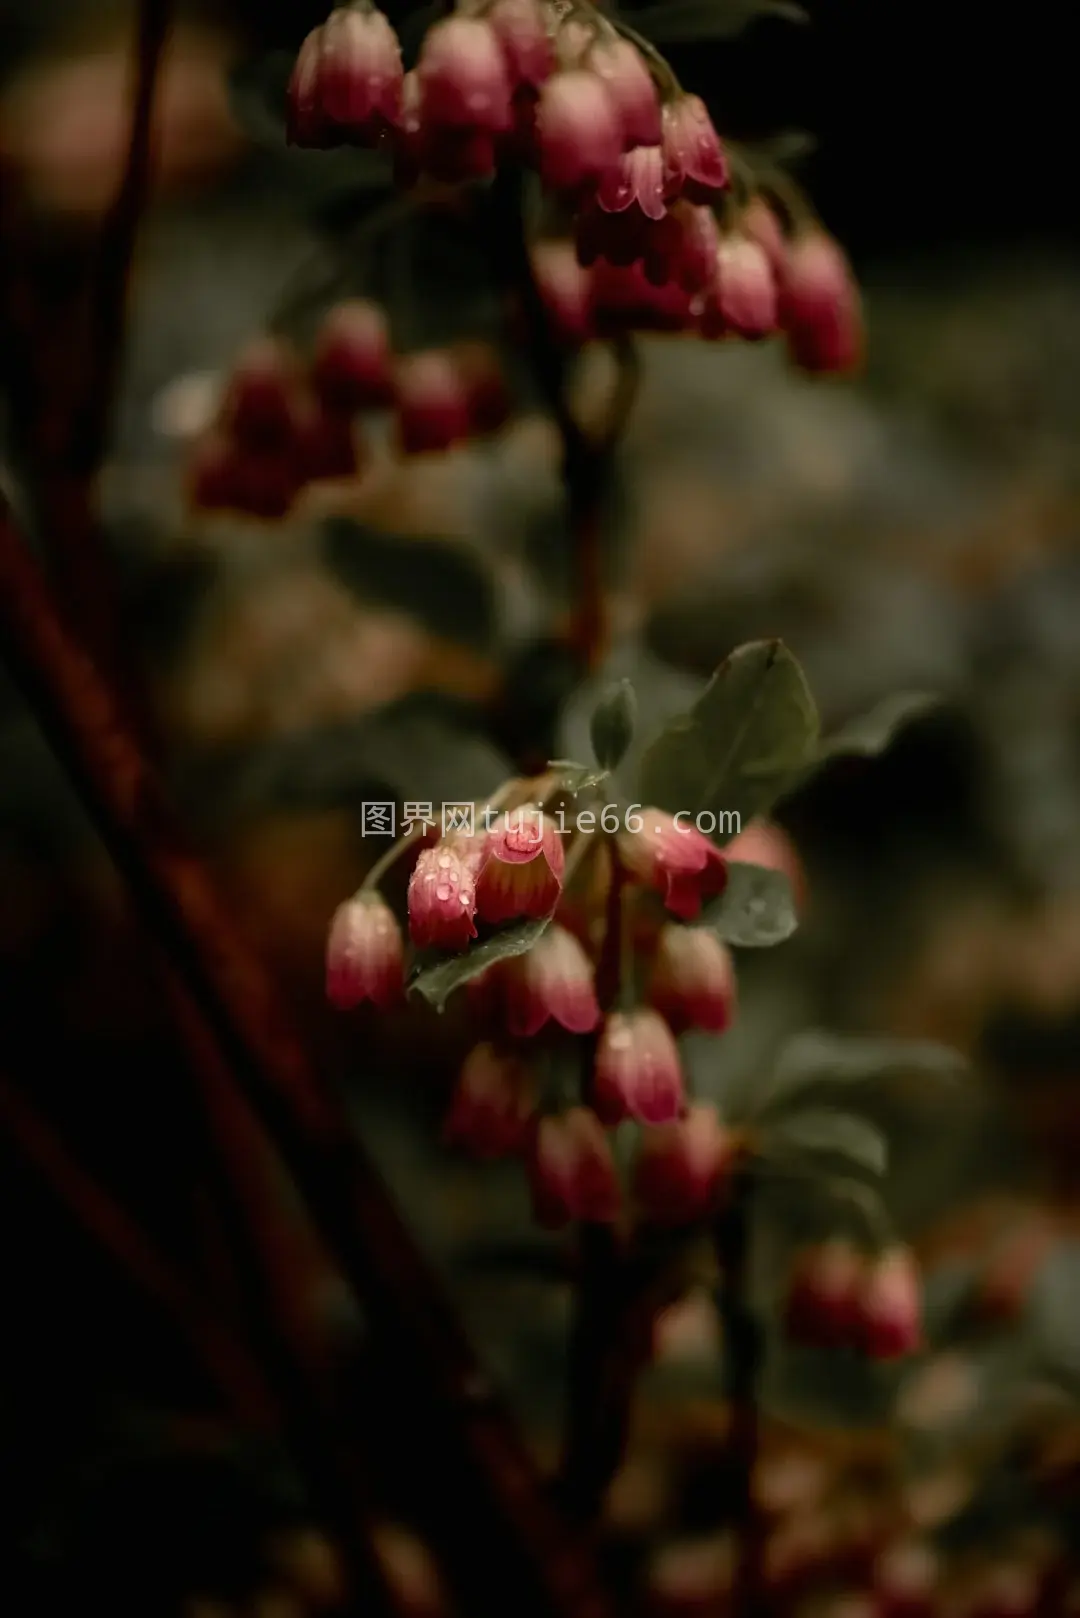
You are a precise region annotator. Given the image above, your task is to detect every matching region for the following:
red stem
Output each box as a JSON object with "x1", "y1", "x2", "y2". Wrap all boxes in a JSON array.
[{"x1": 0, "y1": 493, "x2": 614, "y2": 1618}]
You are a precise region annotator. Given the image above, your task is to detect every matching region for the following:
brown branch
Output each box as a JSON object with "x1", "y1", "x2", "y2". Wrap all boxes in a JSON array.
[
  {"x1": 0, "y1": 1066, "x2": 276, "y2": 1430},
  {"x1": 0, "y1": 493, "x2": 614, "y2": 1618}
]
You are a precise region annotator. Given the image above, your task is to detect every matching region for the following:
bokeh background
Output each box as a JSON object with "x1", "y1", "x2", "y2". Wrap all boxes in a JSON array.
[{"x1": 3, "y1": 3, "x2": 1080, "y2": 1614}]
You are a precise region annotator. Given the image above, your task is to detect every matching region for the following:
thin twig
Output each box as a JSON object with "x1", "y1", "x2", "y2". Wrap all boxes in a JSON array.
[
  {"x1": 0, "y1": 493, "x2": 614, "y2": 1618},
  {"x1": 0, "y1": 1067, "x2": 276, "y2": 1430}
]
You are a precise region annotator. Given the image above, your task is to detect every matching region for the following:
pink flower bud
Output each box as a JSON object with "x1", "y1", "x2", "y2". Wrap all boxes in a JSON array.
[
  {"x1": 741, "y1": 195, "x2": 787, "y2": 270},
  {"x1": 594, "y1": 1007, "x2": 683, "y2": 1125},
  {"x1": 872, "y1": 1540, "x2": 939, "y2": 1618},
  {"x1": 417, "y1": 16, "x2": 512, "y2": 133},
  {"x1": 444, "y1": 1043, "x2": 534, "y2": 1157},
  {"x1": 187, "y1": 434, "x2": 299, "y2": 520},
  {"x1": 536, "y1": 70, "x2": 623, "y2": 192},
  {"x1": 287, "y1": 28, "x2": 338, "y2": 148},
  {"x1": 633, "y1": 1102, "x2": 733, "y2": 1224},
  {"x1": 527, "y1": 1107, "x2": 621, "y2": 1227},
  {"x1": 784, "y1": 1239, "x2": 866, "y2": 1350},
  {"x1": 488, "y1": 0, "x2": 554, "y2": 89},
  {"x1": 699, "y1": 236, "x2": 778, "y2": 341},
  {"x1": 318, "y1": 4, "x2": 404, "y2": 142},
  {"x1": 590, "y1": 261, "x2": 694, "y2": 334},
  {"x1": 617, "y1": 810, "x2": 728, "y2": 921},
  {"x1": 645, "y1": 201, "x2": 719, "y2": 293},
  {"x1": 532, "y1": 239, "x2": 595, "y2": 345},
  {"x1": 501, "y1": 923, "x2": 600, "y2": 1037},
  {"x1": 855, "y1": 1246, "x2": 921, "y2": 1360},
  {"x1": 660, "y1": 93, "x2": 727, "y2": 203},
  {"x1": 596, "y1": 144, "x2": 666, "y2": 221},
  {"x1": 474, "y1": 806, "x2": 565, "y2": 925},
  {"x1": 312, "y1": 299, "x2": 394, "y2": 412},
  {"x1": 326, "y1": 892, "x2": 404, "y2": 1009},
  {"x1": 394, "y1": 351, "x2": 472, "y2": 455},
  {"x1": 221, "y1": 337, "x2": 305, "y2": 450},
  {"x1": 407, "y1": 841, "x2": 480, "y2": 950},
  {"x1": 649, "y1": 926, "x2": 735, "y2": 1033},
  {"x1": 588, "y1": 37, "x2": 661, "y2": 149},
  {"x1": 779, "y1": 228, "x2": 863, "y2": 375},
  {"x1": 297, "y1": 401, "x2": 359, "y2": 482}
]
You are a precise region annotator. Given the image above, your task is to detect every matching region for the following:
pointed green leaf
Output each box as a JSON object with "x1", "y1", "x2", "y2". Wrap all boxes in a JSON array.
[
  {"x1": 546, "y1": 760, "x2": 610, "y2": 793},
  {"x1": 409, "y1": 918, "x2": 550, "y2": 1011},
  {"x1": 590, "y1": 680, "x2": 638, "y2": 773},
  {"x1": 637, "y1": 640, "x2": 820, "y2": 846},
  {"x1": 758, "y1": 1030, "x2": 966, "y2": 1114},
  {"x1": 820, "y1": 692, "x2": 941, "y2": 762},
  {"x1": 704, "y1": 861, "x2": 797, "y2": 948},
  {"x1": 759, "y1": 1109, "x2": 888, "y2": 1177}
]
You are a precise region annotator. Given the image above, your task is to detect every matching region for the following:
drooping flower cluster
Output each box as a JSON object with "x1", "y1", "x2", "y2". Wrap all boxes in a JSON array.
[
  {"x1": 326, "y1": 789, "x2": 742, "y2": 1229},
  {"x1": 783, "y1": 1238, "x2": 922, "y2": 1360},
  {"x1": 190, "y1": 1, "x2": 862, "y2": 513},
  {"x1": 188, "y1": 308, "x2": 511, "y2": 517},
  {"x1": 284, "y1": 0, "x2": 863, "y2": 361}
]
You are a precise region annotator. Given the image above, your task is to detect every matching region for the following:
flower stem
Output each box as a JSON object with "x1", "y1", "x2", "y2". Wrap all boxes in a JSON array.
[
  {"x1": 488, "y1": 168, "x2": 637, "y2": 674},
  {"x1": 714, "y1": 1173, "x2": 764, "y2": 1617}
]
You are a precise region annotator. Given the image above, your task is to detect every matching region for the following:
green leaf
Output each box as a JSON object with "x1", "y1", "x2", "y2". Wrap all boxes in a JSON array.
[
  {"x1": 759, "y1": 1109, "x2": 889, "y2": 1178},
  {"x1": 590, "y1": 680, "x2": 638, "y2": 773},
  {"x1": 409, "y1": 918, "x2": 551, "y2": 1011},
  {"x1": 637, "y1": 640, "x2": 820, "y2": 846},
  {"x1": 704, "y1": 861, "x2": 797, "y2": 948},
  {"x1": 546, "y1": 760, "x2": 610, "y2": 794},
  {"x1": 819, "y1": 692, "x2": 941, "y2": 762},
  {"x1": 759, "y1": 1030, "x2": 966, "y2": 1113}
]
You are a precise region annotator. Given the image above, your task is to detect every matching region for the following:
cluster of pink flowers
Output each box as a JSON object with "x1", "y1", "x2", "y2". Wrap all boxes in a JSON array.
[
  {"x1": 189, "y1": 2, "x2": 862, "y2": 514},
  {"x1": 286, "y1": 0, "x2": 863, "y2": 371},
  {"x1": 327, "y1": 788, "x2": 920, "y2": 1361},
  {"x1": 327, "y1": 797, "x2": 743, "y2": 1227},
  {"x1": 784, "y1": 1238, "x2": 922, "y2": 1360},
  {"x1": 188, "y1": 308, "x2": 511, "y2": 517}
]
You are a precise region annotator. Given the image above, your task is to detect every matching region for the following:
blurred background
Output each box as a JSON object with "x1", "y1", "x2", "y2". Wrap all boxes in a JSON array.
[{"x1": 3, "y1": 2, "x2": 1080, "y2": 1614}]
